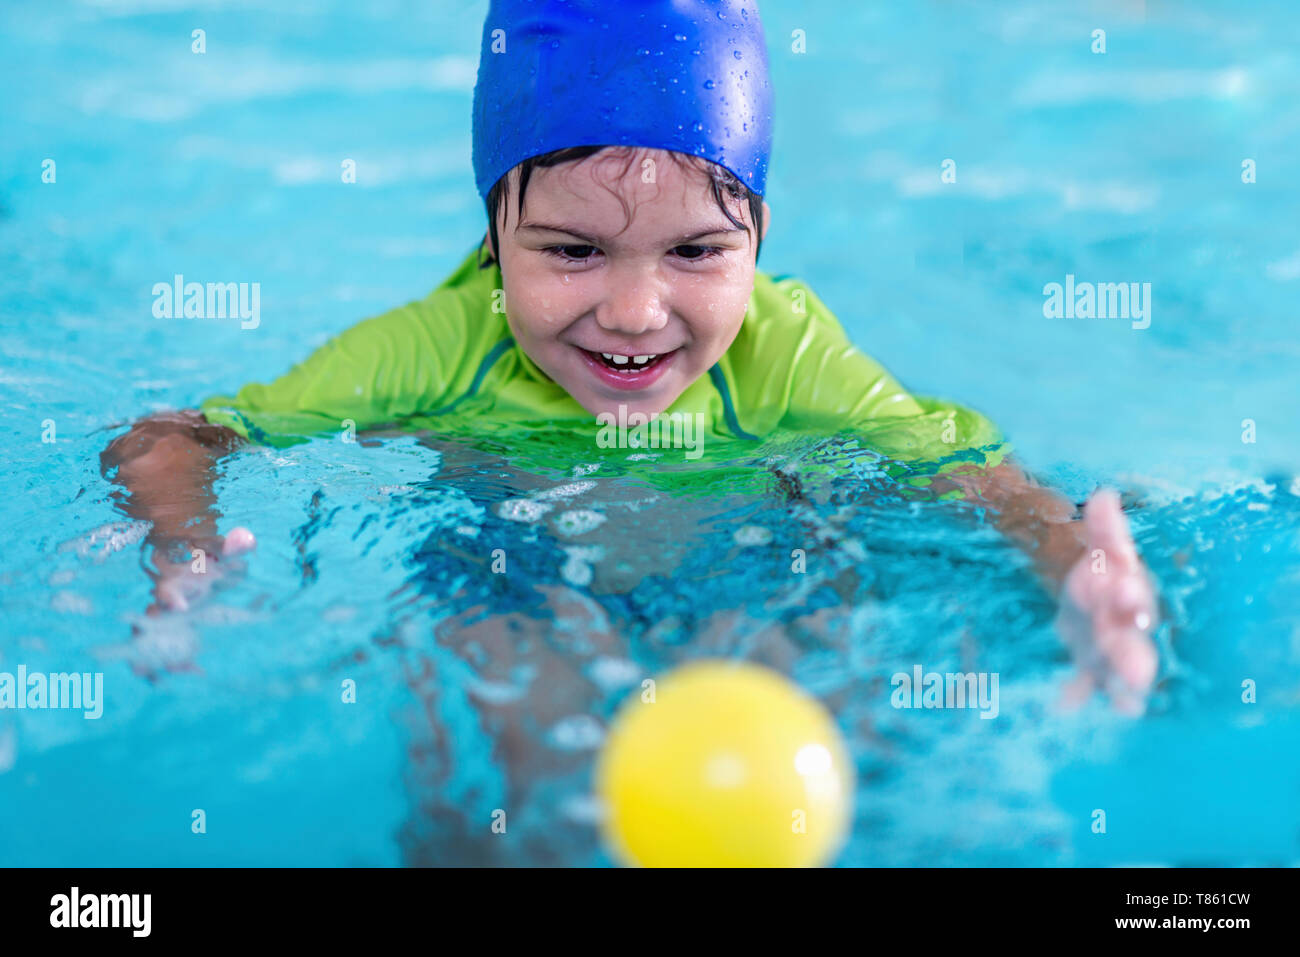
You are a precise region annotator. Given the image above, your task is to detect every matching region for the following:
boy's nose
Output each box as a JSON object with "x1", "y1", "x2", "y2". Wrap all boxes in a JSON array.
[{"x1": 594, "y1": 270, "x2": 669, "y2": 335}]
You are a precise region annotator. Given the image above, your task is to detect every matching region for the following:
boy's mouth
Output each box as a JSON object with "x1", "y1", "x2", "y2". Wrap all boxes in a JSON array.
[{"x1": 577, "y1": 347, "x2": 678, "y2": 391}]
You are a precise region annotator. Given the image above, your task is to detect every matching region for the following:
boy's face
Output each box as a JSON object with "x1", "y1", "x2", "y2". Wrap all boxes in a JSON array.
[{"x1": 488, "y1": 148, "x2": 770, "y2": 420}]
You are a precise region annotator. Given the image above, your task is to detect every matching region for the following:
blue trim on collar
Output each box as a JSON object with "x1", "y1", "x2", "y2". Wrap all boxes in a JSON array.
[
  {"x1": 234, "y1": 410, "x2": 273, "y2": 445},
  {"x1": 708, "y1": 365, "x2": 759, "y2": 441},
  {"x1": 435, "y1": 336, "x2": 515, "y2": 415}
]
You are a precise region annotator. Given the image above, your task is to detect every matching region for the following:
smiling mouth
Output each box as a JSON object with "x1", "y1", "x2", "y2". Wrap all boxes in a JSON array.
[
  {"x1": 576, "y1": 346, "x2": 680, "y2": 391},
  {"x1": 584, "y1": 349, "x2": 674, "y2": 373}
]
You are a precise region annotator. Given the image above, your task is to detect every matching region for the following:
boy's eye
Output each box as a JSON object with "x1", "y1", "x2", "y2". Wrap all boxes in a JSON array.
[
  {"x1": 544, "y1": 243, "x2": 723, "y2": 262},
  {"x1": 672, "y1": 244, "x2": 721, "y2": 261},
  {"x1": 548, "y1": 244, "x2": 599, "y2": 261}
]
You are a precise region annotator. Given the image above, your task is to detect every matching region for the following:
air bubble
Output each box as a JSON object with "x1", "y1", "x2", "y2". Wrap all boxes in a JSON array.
[
  {"x1": 498, "y1": 498, "x2": 553, "y2": 523},
  {"x1": 547, "y1": 715, "x2": 604, "y2": 750},
  {"x1": 734, "y1": 525, "x2": 772, "y2": 547},
  {"x1": 554, "y1": 509, "x2": 607, "y2": 537},
  {"x1": 535, "y1": 480, "x2": 598, "y2": 500},
  {"x1": 561, "y1": 555, "x2": 593, "y2": 586}
]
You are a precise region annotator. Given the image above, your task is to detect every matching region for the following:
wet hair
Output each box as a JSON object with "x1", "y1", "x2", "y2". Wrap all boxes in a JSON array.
[{"x1": 478, "y1": 145, "x2": 764, "y2": 269}]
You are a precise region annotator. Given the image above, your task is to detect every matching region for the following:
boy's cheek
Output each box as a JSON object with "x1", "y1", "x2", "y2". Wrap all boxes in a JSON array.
[
  {"x1": 692, "y1": 265, "x2": 755, "y2": 319},
  {"x1": 681, "y1": 284, "x2": 752, "y2": 336},
  {"x1": 503, "y1": 284, "x2": 578, "y2": 330}
]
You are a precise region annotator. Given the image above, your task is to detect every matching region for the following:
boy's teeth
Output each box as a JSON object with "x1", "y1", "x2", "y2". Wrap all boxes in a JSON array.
[{"x1": 594, "y1": 350, "x2": 662, "y2": 370}]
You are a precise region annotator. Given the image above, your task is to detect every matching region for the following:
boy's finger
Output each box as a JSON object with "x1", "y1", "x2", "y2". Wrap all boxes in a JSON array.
[
  {"x1": 222, "y1": 526, "x2": 257, "y2": 556},
  {"x1": 1083, "y1": 489, "x2": 1138, "y2": 571},
  {"x1": 156, "y1": 578, "x2": 189, "y2": 612},
  {"x1": 1112, "y1": 574, "x2": 1154, "y2": 627},
  {"x1": 1060, "y1": 671, "x2": 1095, "y2": 710},
  {"x1": 1105, "y1": 670, "x2": 1150, "y2": 717},
  {"x1": 1109, "y1": 629, "x2": 1158, "y2": 693}
]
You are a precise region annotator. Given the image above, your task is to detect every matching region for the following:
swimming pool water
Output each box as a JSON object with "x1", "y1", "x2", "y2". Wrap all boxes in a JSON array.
[{"x1": 2, "y1": 0, "x2": 1298, "y2": 866}]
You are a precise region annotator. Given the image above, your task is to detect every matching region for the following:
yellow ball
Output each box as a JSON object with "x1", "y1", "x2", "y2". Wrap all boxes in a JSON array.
[{"x1": 596, "y1": 660, "x2": 853, "y2": 867}]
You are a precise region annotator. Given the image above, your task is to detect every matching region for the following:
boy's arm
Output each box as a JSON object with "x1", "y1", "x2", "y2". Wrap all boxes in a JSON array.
[
  {"x1": 200, "y1": 244, "x2": 501, "y2": 444},
  {"x1": 103, "y1": 257, "x2": 490, "y2": 611},
  {"x1": 198, "y1": 297, "x2": 463, "y2": 445},
  {"x1": 941, "y1": 461, "x2": 1159, "y2": 714},
  {"x1": 101, "y1": 299, "x2": 441, "y2": 611},
  {"x1": 943, "y1": 461, "x2": 1085, "y2": 580},
  {"x1": 751, "y1": 276, "x2": 1157, "y2": 711},
  {"x1": 100, "y1": 410, "x2": 256, "y2": 614}
]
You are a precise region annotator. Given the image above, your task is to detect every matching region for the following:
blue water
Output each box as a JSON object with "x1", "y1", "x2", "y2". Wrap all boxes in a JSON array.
[{"x1": 2, "y1": 0, "x2": 1298, "y2": 866}]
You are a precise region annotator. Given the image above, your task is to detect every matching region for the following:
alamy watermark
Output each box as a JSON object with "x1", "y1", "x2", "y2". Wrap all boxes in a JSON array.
[
  {"x1": 0, "y1": 666, "x2": 103, "y2": 719},
  {"x1": 152, "y1": 275, "x2": 260, "y2": 329},
  {"x1": 50, "y1": 887, "x2": 150, "y2": 937},
  {"x1": 891, "y1": 665, "x2": 999, "y2": 719},
  {"x1": 1043, "y1": 274, "x2": 1151, "y2": 330},
  {"x1": 596, "y1": 405, "x2": 706, "y2": 460}
]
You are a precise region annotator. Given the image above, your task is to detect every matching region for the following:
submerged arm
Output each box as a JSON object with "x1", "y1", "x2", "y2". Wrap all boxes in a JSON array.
[
  {"x1": 944, "y1": 462, "x2": 1086, "y2": 582},
  {"x1": 940, "y1": 460, "x2": 1159, "y2": 714},
  {"x1": 101, "y1": 409, "x2": 256, "y2": 614}
]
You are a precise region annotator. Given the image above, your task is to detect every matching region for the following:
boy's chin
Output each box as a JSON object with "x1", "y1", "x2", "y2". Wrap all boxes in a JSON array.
[
  {"x1": 580, "y1": 392, "x2": 676, "y2": 421},
  {"x1": 564, "y1": 369, "x2": 689, "y2": 420},
  {"x1": 571, "y1": 377, "x2": 687, "y2": 421}
]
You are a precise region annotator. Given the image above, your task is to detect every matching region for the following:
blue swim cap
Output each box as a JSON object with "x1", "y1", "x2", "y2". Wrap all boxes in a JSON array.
[{"x1": 472, "y1": 0, "x2": 773, "y2": 200}]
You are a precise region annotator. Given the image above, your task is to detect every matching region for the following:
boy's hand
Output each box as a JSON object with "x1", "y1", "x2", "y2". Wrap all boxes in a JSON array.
[
  {"x1": 1055, "y1": 490, "x2": 1158, "y2": 715},
  {"x1": 149, "y1": 526, "x2": 257, "y2": 614}
]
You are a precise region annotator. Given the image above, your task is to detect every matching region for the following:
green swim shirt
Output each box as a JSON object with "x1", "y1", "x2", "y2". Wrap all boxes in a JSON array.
[{"x1": 200, "y1": 246, "x2": 1006, "y2": 473}]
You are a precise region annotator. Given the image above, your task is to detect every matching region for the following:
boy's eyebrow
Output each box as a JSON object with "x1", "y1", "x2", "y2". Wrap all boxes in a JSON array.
[{"x1": 517, "y1": 222, "x2": 748, "y2": 245}]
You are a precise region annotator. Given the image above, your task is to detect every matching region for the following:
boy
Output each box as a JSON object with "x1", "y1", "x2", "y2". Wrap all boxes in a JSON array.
[{"x1": 102, "y1": 0, "x2": 1157, "y2": 712}]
